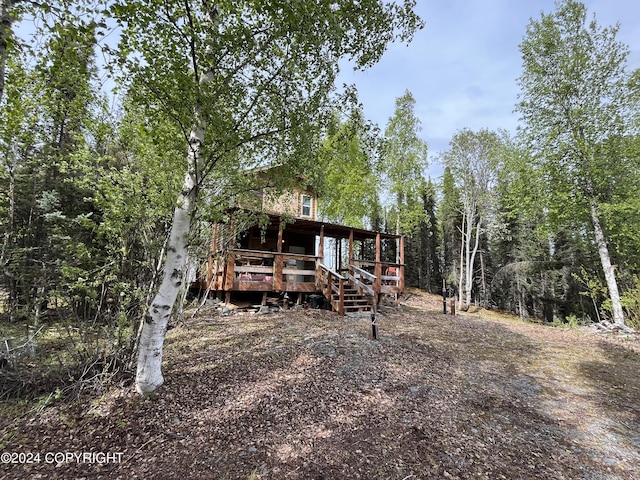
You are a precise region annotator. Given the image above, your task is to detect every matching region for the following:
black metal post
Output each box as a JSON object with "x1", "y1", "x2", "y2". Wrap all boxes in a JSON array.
[
  {"x1": 442, "y1": 279, "x2": 447, "y2": 314},
  {"x1": 371, "y1": 313, "x2": 378, "y2": 340}
]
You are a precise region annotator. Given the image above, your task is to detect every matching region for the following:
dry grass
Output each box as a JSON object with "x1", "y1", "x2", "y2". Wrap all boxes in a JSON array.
[{"x1": 1, "y1": 292, "x2": 639, "y2": 479}]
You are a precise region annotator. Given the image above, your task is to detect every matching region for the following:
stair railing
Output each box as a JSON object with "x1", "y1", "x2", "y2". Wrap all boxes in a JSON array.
[
  {"x1": 347, "y1": 264, "x2": 376, "y2": 297},
  {"x1": 319, "y1": 263, "x2": 345, "y2": 315}
]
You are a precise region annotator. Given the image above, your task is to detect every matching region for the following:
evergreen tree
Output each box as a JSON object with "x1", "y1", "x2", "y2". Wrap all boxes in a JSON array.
[
  {"x1": 438, "y1": 166, "x2": 462, "y2": 297},
  {"x1": 417, "y1": 179, "x2": 441, "y2": 291}
]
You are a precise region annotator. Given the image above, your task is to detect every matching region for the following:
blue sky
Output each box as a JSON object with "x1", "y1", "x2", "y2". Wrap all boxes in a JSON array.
[{"x1": 339, "y1": 0, "x2": 640, "y2": 174}]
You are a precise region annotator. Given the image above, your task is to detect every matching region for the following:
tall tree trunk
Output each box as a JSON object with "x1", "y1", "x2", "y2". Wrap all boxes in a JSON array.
[
  {"x1": 463, "y1": 211, "x2": 471, "y2": 308},
  {"x1": 590, "y1": 202, "x2": 624, "y2": 327},
  {"x1": 457, "y1": 211, "x2": 466, "y2": 310},
  {"x1": 465, "y1": 217, "x2": 481, "y2": 306},
  {"x1": 135, "y1": 125, "x2": 201, "y2": 395}
]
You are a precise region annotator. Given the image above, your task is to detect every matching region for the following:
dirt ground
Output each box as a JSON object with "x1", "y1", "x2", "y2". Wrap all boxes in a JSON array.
[{"x1": 1, "y1": 291, "x2": 639, "y2": 479}]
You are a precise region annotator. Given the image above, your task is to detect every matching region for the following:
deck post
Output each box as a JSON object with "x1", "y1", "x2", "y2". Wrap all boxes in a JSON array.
[
  {"x1": 399, "y1": 235, "x2": 405, "y2": 292},
  {"x1": 338, "y1": 277, "x2": 345, "y2": 316},
  {"x1": 211, "y1": 256, "x2": 220, "y2": 290},
  {"x1": 317, "y1": 225, "x2": 324, "y2": 290},
  {"x1": 274, "y1": 223, "x2": 284, "y2": 291},
  {"x1": 224, "y1": 252, "x2": 235, "y2": 291},
  {"x1": 223, "y1": 215, "x2": 237, "y2": 292},
  {"x1": 374, "y1": 232, "x2": 382, "y2": 297},
  {"x1": 211, "y1": 223, "x2": 218, "y2": 288}
]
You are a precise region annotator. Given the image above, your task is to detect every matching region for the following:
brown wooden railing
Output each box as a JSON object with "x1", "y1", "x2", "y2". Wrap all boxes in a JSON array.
[
  {"x1": 350, "y1": 259, "x2": 403, "y2": 294},
  {"x1": 207, "y1": 249, "x2": 404, "y2": 315},
  {"x1": 319, "y1": 263, "x2": 345, "y2": 316},
  {"x1": 348, "y1": 265, "x2": 376, "y2": 297},
  {"x1": 218, "y1": 249, "x2": 320, "y2": 293}
]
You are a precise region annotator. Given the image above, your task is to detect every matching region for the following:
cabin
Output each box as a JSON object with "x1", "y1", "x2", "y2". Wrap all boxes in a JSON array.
[{"x1": 199, "y1": 169, "x2": 404, "y2": 315}]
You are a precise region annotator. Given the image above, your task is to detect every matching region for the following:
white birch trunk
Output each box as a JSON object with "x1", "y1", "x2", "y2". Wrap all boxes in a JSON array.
[
  {"x1": 465, "y1": 218, "x2": 482, "y2": 307},
  {"x1": 463, "y1": 212, "x2": 471, "y2": 308},
  {"x1": 135, "y1": 125, "x2": 202, "y2": 395},
  {"x1": 457, "y1": 210, "x2": 466, "y2": 310},
  {"x1": 590, "y1": 202, "x2": 625, "y2": 327}
]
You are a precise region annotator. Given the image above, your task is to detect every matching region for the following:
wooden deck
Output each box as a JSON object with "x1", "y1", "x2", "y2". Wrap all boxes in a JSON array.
[
  {"x1": 201, "y1": 214, "x2": 405, "y2": 315},
  {"x1": 204, "y1": 249, "x2": 403, "y2": 315}
]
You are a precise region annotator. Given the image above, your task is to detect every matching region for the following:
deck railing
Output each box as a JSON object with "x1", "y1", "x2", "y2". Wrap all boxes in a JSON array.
[
  {"x1": 207, "y1": 249, "x2": 403, "y2": 313},
  {"x1": 348, "y1": 265, "x2": 376, "y2": 297},
  {"x1": 349, "y1": 259, "x2": 403, "y2": 294},
  {"x1": 216, "y1": 249, "x2": 320, "y2": 293}
]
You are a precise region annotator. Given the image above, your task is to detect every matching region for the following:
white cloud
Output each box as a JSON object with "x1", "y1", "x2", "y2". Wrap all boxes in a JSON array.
[{"x1": 339, "y1": 0, "x2": 640, "y2": 161}]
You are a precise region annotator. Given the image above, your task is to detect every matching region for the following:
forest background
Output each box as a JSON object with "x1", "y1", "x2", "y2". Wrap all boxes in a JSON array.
[{"x1": 1, "y1": 0, "x2": 639, "y2": 397}]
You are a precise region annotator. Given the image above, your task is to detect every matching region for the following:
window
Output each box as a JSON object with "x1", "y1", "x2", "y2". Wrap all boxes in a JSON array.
[{"x1": 301, "y1": 194, "x2": 312, "y2": 217}]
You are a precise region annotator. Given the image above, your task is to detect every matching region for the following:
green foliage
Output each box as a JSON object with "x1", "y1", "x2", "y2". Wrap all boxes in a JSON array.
[
  {"x1": 110, "y1": 0, "x2": 423, "y2": 188},
  {"x1": 0, "y1": 5, "x2": 188, "y2": 390},
  {"x1": 1, "y1": 12, "x2": 102, "y2": 319},
  {"x1": 380, "y1": 90, "x2": 428, "y2": 234},
  {"x1": 620, "y1": 277, "x2": 640, "y2": 330},
  {"x1": 440, "y1": 128, "x2": 501, "y2": 305},
  {"x1": 517, "y1": 0, "x2": 640, "y2": 223},
  {"x1": 316, "y1": 106, "x2": 381, "y2": 228},
  {"x1": 406, "y1": 179, "x2": 441, "y2": 291},
  {"x1": 438, "y1": 166, "x2": 462, "y2": 286},
  {"x1": 2, "y1": 0, "x2": 427, "y2": 397},
  {"x1": 565, "y1": 314, "x2": 583, "y2": 328},
  {"x1": 515, "y1": 0, "x2": 640, "y2": 326}
]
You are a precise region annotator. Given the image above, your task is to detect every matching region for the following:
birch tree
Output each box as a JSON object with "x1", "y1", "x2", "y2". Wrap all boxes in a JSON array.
[
  {"x1": 442, "y1": 129, "x2": 500, "y2": 309},
  {"x1": 517, "y1": 0, "x2": 640, "y2": 329},
  {"x1": 380, "y1": 90, "x2": 429, "y2": 235},
  {"x1": 110, "y1": 0, "x2": 423, "y2": 395},
  {"x1": 317, "y1": 105, "x2": 381, "y2": 229}
]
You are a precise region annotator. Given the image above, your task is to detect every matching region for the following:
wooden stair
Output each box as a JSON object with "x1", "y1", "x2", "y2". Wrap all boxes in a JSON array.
[
  {"x1": 326, "y1": 280, "x2": 373, "y2": 314},
  {"x1": 341, "y1": 285, "x2": 373, "y2": 313},
  {"x1": 319, "y1": 263, "x2": 376, "y2": 316}
]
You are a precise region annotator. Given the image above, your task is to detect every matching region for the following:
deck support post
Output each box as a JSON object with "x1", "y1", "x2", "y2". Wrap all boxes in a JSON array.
[
  {"x1": 207, "y1": 224, "x2": 218, "y2": 289},
  {"x1": 348, "y1": 229, "x2": 354, "y2": 267},
  {"x1": 398, "y1": 236, "x2": 405, "y2": 294},
  {"x1": 316, "y1": 225, "x2": 325, "y2": 291},
  {"x1": 274, "y1": 223, "x2": 284, "y2": 292},
  {"x1": 224, "y1": 252, "x2": 235, "y2": 291},
  {"x1": 374, "y1": 232, "x2": 382, "y2": 308}
]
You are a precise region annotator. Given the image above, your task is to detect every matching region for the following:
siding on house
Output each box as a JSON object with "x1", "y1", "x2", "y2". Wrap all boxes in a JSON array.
[{"x1": 260, "y1": 186, "x2": 317, "y2": 220}]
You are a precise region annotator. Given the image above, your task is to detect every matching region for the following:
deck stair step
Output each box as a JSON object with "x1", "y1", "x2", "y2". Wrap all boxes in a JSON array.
[{"x1": 326, "y1": 277, "x2": 374, "y2": 314}]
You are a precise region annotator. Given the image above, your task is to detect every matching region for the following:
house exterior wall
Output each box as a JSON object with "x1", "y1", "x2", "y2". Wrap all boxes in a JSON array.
[{"x1": 261, "y1": 186, "x2": 317, "y2": 220}]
